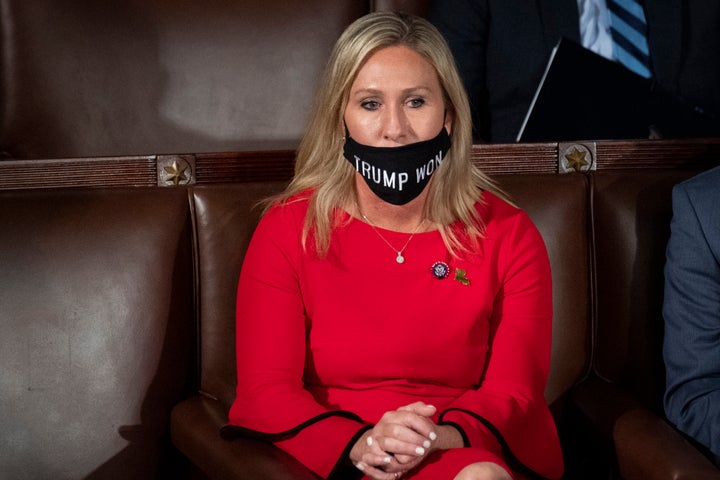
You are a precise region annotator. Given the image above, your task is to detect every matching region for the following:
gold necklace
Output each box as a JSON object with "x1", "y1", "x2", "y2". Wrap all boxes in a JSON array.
[{"x1": 358, "y1": 208, "x2": 425, "y2": 264}]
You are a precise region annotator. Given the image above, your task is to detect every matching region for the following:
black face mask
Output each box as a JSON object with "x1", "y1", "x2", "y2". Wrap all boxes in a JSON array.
[{"x1": 343, "y1": 127, "x2": 452, "y2": 206}]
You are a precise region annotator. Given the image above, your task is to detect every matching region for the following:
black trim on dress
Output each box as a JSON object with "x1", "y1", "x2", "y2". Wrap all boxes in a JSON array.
[{"x1": 220, "y1": 410, "x2": 365, "y2": 442}]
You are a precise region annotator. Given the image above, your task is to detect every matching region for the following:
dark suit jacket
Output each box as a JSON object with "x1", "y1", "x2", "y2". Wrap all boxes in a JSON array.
[
  {"x1": 663, "y1": 165, "x2": 720, "y2": 464},
  {"x1": 429, "y1": 0, "x2": 720, "y2": 142}
]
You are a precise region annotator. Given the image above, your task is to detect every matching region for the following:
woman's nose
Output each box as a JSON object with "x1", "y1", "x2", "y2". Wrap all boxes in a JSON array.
[{"x1": 382, "y1": 105, "x2": 408, "y2": 143}]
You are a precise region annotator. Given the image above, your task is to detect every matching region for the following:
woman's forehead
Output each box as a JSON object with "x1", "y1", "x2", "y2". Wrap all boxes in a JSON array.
[{"x1": 351, "y1": 46, "x2": 440, "y2": 91}]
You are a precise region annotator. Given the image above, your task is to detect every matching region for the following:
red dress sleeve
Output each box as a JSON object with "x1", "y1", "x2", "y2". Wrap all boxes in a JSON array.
[
  {"x1": 222, "y1": 200, "x2": 368, "y2": 479},
  {"x1": 439, "y1": 207, "x2": 563, "y2": 479}
]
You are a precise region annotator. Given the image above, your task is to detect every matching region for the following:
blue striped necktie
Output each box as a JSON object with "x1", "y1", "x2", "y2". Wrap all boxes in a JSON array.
[{"x1": 607, "y1": 0, "x2": 652, "y2": 78}]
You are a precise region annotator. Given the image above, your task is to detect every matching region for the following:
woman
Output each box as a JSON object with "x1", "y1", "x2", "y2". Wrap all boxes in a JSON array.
[{"x1": 221, "y1": 12, "x2": 563, "y2": 480}]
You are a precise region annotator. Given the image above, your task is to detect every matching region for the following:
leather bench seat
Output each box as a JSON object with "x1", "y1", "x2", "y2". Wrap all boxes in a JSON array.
[{"x1": 2, "y1": 163, "x2": 719, "y2": 479}]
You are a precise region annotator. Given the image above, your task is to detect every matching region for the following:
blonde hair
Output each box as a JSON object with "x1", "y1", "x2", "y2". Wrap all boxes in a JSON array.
[{"x1": 269, "y1": 11, "x2": 502, "y2": 256}]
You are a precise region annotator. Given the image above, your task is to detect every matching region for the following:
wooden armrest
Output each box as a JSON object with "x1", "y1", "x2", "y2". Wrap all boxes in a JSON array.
[
  {"x1": 570, "y1": 377, "x2": 720, "y2": 480},
  {"x1": 170, "y1": 395, "x2": 320, "y2": 480}
]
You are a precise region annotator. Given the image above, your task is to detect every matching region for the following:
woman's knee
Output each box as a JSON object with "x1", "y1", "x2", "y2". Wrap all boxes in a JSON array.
[{"x1": 453, "y1": 461, "x2": 513, "y2": 480}]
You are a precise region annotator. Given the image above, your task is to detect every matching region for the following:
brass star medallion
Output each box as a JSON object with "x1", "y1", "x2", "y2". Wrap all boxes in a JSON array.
[
  {"x1": 564, "y1": 147, "x2": 589, "y2": 172},
  {"x1": 559, "y1": 142, "x2": 596, "y2": 173},
  {"x1": 164, "y1": 160, "x2": 188, "y2": 185},
  {"x1": 157, "y1": 155, "x2": 195, "y2": 186}
]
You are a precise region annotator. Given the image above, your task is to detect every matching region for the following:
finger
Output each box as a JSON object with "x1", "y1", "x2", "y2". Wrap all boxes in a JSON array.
[
  {"x1": 377, "y1": 433, "x2": 430, "y2": 459},
  {"x1": 354, "y1": 461, "x2": 404, "y2": 480},
  {"x1": 366, "y1": 434, "x2": 391, "y2": 457},
  {"x1": 361, "y1": 451, "x2": 394, "y2": 468},
  {"x1": 394, "y1": 453, "x2": 415, "y2": 465},
  {"x1": 378, "y1": 410, "x2": 436, "y2": 437},
  {"x1": 397, "y1": 402, "x2": 437, "y2": 417},
  {"x1": 375, "y1": 413, "x2": 437, "y2": 447}
]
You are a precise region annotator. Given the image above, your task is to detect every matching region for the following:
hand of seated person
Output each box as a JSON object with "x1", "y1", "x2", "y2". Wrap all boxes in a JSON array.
[
  {"x1": 351, "y1": 402, "x2": 464, "y2": 479},
  {"x1": 350, "y1": 402, "x2": 435, "y2": 478}
]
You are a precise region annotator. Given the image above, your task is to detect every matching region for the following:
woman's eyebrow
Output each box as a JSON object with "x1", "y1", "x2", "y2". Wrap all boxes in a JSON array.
[
  {"x1": 351, "y1": 86, "x2": 432, "y2": 96},
  {"x1": 351, "y1": 88, "x2": 383, "y2": 97}
]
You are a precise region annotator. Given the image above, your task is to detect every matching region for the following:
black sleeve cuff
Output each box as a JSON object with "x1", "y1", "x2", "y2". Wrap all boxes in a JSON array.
[
  {"x1": 220, "y1": 410, "x2": 364, "y2": 442},
  {"x1": 327, "y1": 424, "x2": 374, "y2": 480}
]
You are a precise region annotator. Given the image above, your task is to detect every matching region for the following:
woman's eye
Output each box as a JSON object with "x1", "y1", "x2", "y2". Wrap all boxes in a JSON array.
[
  {"x1": 408, "y1": 97, "x2": 426, "y2": 108},
  {"x1": 360, "y1": 100, "x2": 380, "y2": 111}
]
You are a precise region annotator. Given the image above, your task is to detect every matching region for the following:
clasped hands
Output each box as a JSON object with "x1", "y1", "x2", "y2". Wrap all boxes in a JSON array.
[{"x1": 350, "y1": 402, "x2": 461, "y2": 480}]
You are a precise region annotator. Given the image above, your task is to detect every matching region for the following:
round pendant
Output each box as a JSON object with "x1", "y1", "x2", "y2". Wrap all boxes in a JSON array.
[{"x1": 396, "y1": 253, "x2": 405, "y2": 264}]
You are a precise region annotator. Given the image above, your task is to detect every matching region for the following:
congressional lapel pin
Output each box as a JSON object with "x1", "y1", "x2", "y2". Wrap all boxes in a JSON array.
[{"x1": 430, "y1": 261, "x2": 450, "y2": 279}]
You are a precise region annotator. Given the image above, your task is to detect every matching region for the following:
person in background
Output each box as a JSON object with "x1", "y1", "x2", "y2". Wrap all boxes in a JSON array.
[
  {"x1": 428, "y1": 0, "x2": 720, "y2": 142},
  {"x1": 663, "y1": 165, "x2": 720, "y2": 467},
  {"x1": 221, "y1": 11, "x2": 563, "y2": 480}
]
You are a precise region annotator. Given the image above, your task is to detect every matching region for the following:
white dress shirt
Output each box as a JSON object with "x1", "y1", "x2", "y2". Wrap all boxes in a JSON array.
[{"x1": 577, "y1": 0, "x2": 614, "y2": 59}]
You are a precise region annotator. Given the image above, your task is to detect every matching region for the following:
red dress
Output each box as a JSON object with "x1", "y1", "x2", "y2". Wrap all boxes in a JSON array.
[{"x1": 223, "y1": 191, "x2": 563, "y2": 480}]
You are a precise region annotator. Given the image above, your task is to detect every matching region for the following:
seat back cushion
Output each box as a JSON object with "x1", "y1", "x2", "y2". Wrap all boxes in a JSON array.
[
  {"x1": 496, "y1": 174, "x2": 592, "y2": 412},
  {"x1": 192, "y1": 182, "x2": 287, "y2": 407},
  {"x1": 0, "y1": 187, "x2": 194, "y2": 478},
  {"x1": 0, "y1": 1, "x2": 367, "y2": 159},
  {"x1": 591, "y1": 170, "x2": 701, "y2": 411}
]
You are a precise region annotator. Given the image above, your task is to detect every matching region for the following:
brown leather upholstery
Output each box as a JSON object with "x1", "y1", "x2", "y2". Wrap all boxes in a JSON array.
[
  {"x1": 171, "y1": 396, "x2": 320, "y2": 480},
  {"x1": 191, "y1": 183, "x2": 287, "y2": 407},
  {"x1": 591, "y1": 171, "x2": 699, "y2": 410},
  {"x1": 495, "y1": 174, "x2": 591, "y2": 410},
  {"x1": 0, "y1": 187, "x2": 195, "y2": 478},
  {"x1": 0, "y1": 1, "x2": 367, "y2": 159},
  {"x1": 567, "y1": 170, "x2": 720, "y2": 479}
]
